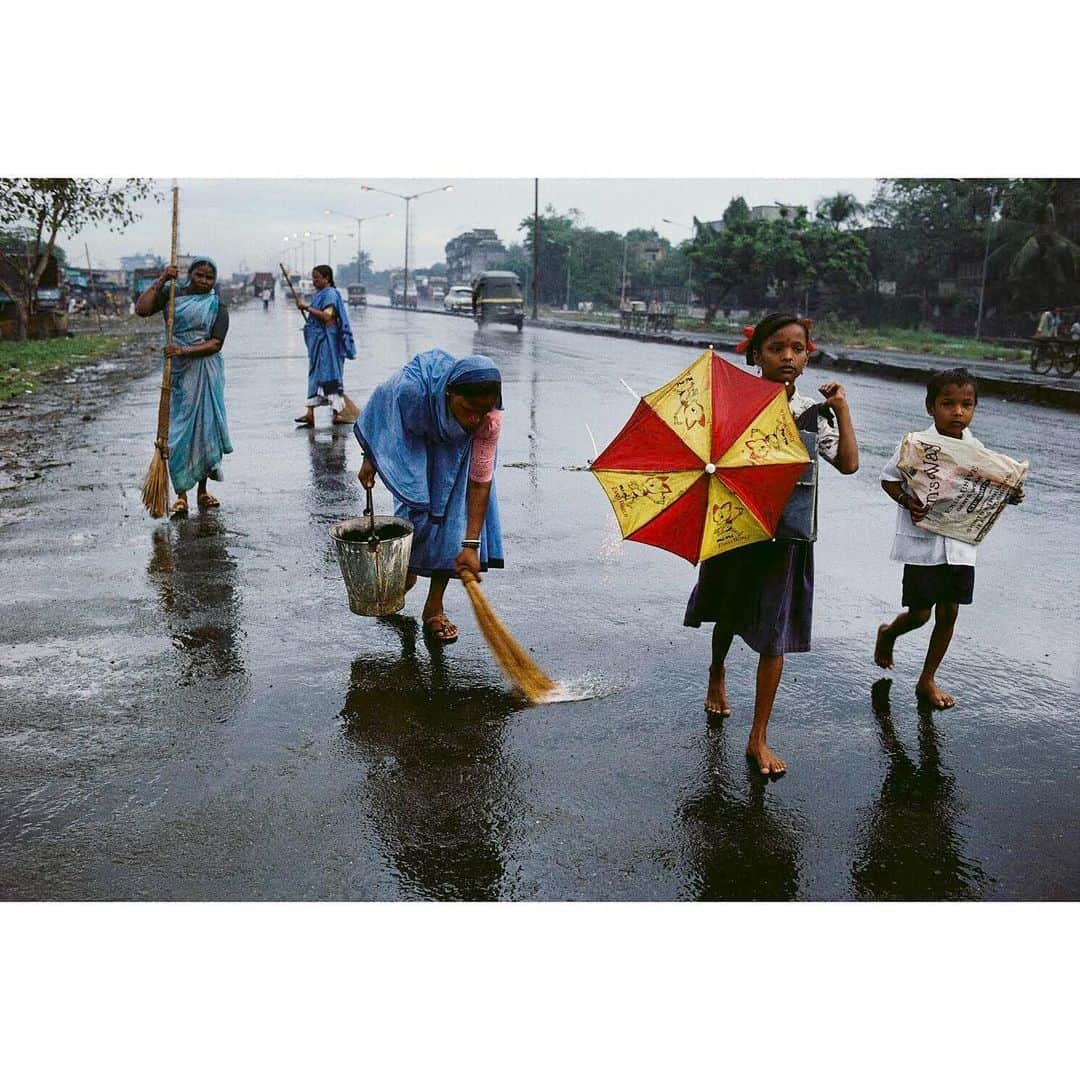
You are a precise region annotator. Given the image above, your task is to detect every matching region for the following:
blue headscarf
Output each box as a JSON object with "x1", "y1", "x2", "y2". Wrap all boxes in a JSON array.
[
  {"x1": 184, "y1": 257, "x2": 218, "y2": 291},
  {"x1": 355, "y1": 349, "x2": 502, "y2": 518}
]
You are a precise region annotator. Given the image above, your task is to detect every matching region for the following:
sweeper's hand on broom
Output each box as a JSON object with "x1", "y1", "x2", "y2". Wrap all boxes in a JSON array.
[{"x1": 454, "y1": 545, "x2": 482, "y2": 579}]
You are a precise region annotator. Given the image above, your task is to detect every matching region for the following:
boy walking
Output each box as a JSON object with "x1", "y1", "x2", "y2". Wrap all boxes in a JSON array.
[{"x1": 874, "y1": 368, "x2": 1022, "y2": 708}]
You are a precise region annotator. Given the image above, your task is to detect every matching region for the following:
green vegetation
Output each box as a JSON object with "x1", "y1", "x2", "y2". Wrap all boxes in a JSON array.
[
  {"x1": 541, "y1": 308, "x2": 1027, "y2": 363},
  {"x1": 0, "y1": 335, "x2": 127, "y2": 400}
]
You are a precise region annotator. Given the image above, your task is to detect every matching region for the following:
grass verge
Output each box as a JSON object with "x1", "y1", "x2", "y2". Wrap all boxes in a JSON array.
[
  {"x1": 0, "y1": 336, "x2": 128, "y2": 401},
  {"x1": 540, "y1": 310, "x2": 1028, "y2": 363}
]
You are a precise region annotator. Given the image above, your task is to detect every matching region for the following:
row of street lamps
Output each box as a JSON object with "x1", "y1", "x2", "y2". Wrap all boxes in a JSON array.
[
  {"x1": 276, "y1": 184, "x2": 694, "y2": 314},
  {"x1": 278, "y1": 184, "x2": 453, "y2": 297}
]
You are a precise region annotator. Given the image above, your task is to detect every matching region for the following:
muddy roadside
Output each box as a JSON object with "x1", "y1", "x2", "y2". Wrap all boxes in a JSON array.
[{"x1": 0, "y1": 322, "x2": 161, "y2": 496}]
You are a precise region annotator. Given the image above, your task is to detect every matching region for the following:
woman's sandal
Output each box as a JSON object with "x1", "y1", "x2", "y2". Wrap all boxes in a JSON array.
[
  {"x1": 197, "y1": 493, "x2": 220, "y2": 508},
  {"x1": 422, "y1": 613, "x2": 459, "y2": 644},
  {"x1": 331, "y1": 412, "x2": 353, "y2": 425},
  {"x1": 170, "y1": 496, "x2": 188, "y2": 517},
  {"x1": 294, "y1": 415, "x2": 314, "y2": 427}
]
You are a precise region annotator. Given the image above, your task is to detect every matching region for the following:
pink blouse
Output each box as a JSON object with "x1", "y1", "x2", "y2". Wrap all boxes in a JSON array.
[{"x1": 469, "y1": 410, "x2": 502, "y2": 483}]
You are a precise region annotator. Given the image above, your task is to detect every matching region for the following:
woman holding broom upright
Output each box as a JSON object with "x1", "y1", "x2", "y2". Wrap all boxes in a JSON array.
[
  {"x1": 354, "y1": 349, "x2": 504, "y2": 645},
  {"x1": 294, "y1": 265, "x2": 356, "y2": 428},
  {"x1": 135, "y1": 258, "x2": 232, "y2": 516}
]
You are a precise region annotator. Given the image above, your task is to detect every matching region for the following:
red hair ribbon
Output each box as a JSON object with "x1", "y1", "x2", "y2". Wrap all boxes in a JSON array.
[{"x1": 733, "y1": 326, "x2": 755, "y2": 354}]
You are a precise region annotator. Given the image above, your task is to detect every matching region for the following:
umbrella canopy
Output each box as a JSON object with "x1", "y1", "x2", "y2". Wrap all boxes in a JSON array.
[{"x1": 591, "y1": 349, "x2": 810, "y2": 564}]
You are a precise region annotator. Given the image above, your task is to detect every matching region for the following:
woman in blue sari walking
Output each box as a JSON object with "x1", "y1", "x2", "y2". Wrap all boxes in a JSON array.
[
  {"x1": 355, "y1": 349, "x2": 504, "y2": 644},
  {"x1": 294, "y1": 265, "x2": 356, "y2": 427},
  {"x1": 135, "y1": 257, "x2": 233, "y2": 516}
]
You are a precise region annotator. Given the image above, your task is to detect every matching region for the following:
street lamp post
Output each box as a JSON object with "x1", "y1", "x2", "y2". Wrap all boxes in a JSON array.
[
  {"x1": 360, "y1": 183, "x2": 453, "y2": 308},
  {"x1": 326, "y1": 208, "x2": 395, "y2": 286},
  {"x1": 975, "y1": 184, "x2": 998, "y2": 341},
  {"x1": 663, "y1": 217, "x2": 695, "y2": 318}
]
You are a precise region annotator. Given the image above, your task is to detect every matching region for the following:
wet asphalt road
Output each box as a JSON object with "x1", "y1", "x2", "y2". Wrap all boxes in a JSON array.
[{"x1": 1, "y1": 299, "x2": 1078, "y2": 900}]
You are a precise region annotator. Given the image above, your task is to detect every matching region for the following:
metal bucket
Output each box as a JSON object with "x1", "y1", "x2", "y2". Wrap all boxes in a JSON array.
[{"x1": 329, "y1": 493, "x2": 414, "y2": 616}]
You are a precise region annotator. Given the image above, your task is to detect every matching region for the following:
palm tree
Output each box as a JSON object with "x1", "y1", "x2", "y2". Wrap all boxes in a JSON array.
[{"x1": 814, "y1": 192, "x2": 865, "y2": 230}]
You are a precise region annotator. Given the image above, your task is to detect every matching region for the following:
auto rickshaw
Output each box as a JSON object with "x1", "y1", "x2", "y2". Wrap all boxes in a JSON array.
[
  {"x1": 471, "y1": 271, "x2": 524, "y2": 331},
  {"x1": 347, "y1": 283, "x2": 367, "y2": 307}
]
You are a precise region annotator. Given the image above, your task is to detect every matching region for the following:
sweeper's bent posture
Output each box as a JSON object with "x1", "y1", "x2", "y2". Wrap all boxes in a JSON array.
[
  {"x1": 295, "y1": 265, "x2": 357, "y2": 428},
  {"x1": 355, "y1": 350, "x2": 504, "y2": 644},
  {"x1": 135, "y1": 258, "x2": 233, "y2": 516},
  {"x1": 684, "y1": 314, "x2": 860, "y2": 776},
  {"x1": 874, "y1": 369, "x2": 1024, "y2": 709}
]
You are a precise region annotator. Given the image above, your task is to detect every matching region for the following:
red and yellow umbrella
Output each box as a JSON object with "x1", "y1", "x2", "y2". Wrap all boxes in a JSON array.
[{"x1": 590, "y1": 349, "x2": 810, "y2": 564}]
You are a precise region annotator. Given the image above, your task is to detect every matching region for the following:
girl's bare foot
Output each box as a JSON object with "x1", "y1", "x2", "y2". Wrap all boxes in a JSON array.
[
  {"x1": 705, "y1": 663, "x2": 732, "y2": 718},
  {"x1": 916, "y1": 678, "x2": 955, "y2": 709},
  {"x1": 746, "y1": 740, "x2": 786, "y2": 776},
  {"x1": 874, "y1": 624, "x2": 895, "y2": 669}
]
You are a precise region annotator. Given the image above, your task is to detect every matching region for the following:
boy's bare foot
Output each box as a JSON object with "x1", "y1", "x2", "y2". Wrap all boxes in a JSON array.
[
  {"x1": 705, "y1": 663, "x2": 732, "y2": 718},
  {"x1": 874, "y1": 624, "x2": 895, "y2": 669},
  {"x1": 916, "y1": 678, "x2": 955, "y2": 709},
  {"x1": 746, "y1": 740, "x2": 786, "y2": 776}
]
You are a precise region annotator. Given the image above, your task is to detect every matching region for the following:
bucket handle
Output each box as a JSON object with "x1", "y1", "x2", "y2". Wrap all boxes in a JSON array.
[{"x1": 365, "y1": 487, "x2": 378, "y2": 551}]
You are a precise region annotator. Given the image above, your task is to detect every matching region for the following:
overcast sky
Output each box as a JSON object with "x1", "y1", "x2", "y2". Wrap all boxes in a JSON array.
[{"x1": 69, "y1": 178, "x2": 881, "y2": 278}]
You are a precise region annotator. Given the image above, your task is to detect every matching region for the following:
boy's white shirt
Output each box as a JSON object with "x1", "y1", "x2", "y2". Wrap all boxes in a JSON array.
[{"x1": 880, "y1": 425, "x2": 984, "y2": 566}]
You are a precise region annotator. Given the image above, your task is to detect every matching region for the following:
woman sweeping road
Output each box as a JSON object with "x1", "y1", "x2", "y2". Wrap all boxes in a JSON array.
[
  {"x1": 135, "y1": 258, "x2": 233, "y2": 516},
  {"x1": 354, "y1": 349, "x2": 504, "y2": 644},
  {"x1": 294, "y1": 265, "x2": 356, "y2": 428}
]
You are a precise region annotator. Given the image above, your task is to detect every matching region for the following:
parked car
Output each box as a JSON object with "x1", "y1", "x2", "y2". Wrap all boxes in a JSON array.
[{"x1": 444, "y1": 284, "x2": 474, "y2": 314}]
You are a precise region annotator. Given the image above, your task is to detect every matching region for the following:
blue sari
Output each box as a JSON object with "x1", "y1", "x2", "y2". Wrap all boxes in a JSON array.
[
  {"x1": 303, "y1": 285, "x2": 355, "y2": 405},
  {"x1": 164, "y1": 262, "x2": 232, "y2": 494},
  {"x1": 354, "y1": 349, "x2": 504, "y2": 577}
]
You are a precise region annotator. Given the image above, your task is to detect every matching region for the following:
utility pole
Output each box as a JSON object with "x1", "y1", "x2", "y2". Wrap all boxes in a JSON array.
[
  {"x1": 620, "y1": 236, "x2": 629, "y2": 306},
  {"x1": 532, "y1": 178, "x2": 539, "y2": 320},
  {"x1": 565, "y1": 245, "x2": 572, "y2": 311},
  {"x1": 975, "y1": 183, "x2": 997, "y2": 341}
]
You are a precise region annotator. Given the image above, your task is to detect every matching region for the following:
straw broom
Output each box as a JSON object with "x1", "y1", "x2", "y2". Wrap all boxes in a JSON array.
[
  {"x1": 459, "y1": 570, "x2": 556, "y2": 703},
  {"x1": 141, "y1": 183, "x2": 180, "y2": 518},
  {"x1": 280, "y1": 261, "x2": 361, "y2": 423}
]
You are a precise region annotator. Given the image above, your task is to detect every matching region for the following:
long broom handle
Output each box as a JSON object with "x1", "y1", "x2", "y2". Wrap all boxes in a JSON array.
[
  {"x1": 154, "y1": 185, "x2": 180, "y2": 451},
  {"x1": 279, "y1": 263, "x2": 310, "y2": 324}
]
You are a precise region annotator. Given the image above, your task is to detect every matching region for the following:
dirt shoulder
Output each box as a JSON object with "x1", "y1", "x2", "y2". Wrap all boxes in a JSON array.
[{"x1": 0, "y1": 321, "x2": 161, "y2": 496}]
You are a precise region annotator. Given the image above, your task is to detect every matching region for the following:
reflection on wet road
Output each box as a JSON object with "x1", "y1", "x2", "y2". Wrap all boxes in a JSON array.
[
  {"x1": 1, "y1": 300, "x2": 1077, "y2": 899},
  {"x1": 340, "y1": 616, "x2": 526, "y2": 900}
]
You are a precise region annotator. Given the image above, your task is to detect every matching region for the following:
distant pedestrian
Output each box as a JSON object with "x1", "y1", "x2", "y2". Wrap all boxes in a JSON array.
[
  {"x1": 134, "y1": 257, "x2": 232, "y2": 516},
  {"x1": 294, "y1": 265, "x2": 356, "y2": 427},
  {"x1": 1070, "y1": 317, "x2": 1080, "y2": 341},
  {"x1": 683, "y1": 313, "x2": 860, "y2": 776},
  {"x1": 261, "y1": 287, "x2": 271, "y2": 310},
  {"x1": 874, "y1": 368, "x2": 1024, "y2": 709},
  {"x1": 1035, "y1": 306, "x2": 1062, "y2": 338}
]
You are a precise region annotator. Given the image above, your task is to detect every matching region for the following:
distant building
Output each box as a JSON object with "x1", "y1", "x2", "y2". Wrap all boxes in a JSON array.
[
  {"x1": 445, "y1": 229, "x2": 507, "y2": 283},
  {"x1": 750, "y1": 205, "x2": 784, "y2": 222},
  {"x1": 120, "y1": 253, "x2": 163, "y2": 272}
]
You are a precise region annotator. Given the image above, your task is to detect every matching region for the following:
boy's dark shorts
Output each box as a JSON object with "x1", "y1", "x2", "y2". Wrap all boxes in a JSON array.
[{"x1": 902, "y1": 563, "x2": 975, "y2": 609}]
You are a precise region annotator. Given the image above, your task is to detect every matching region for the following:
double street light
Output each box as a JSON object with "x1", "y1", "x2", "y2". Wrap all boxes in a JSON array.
[
  {"x1": 325, "y1": 208, "x2": 395, "y2": 286},
  {"x1": 360, "y1": 183, "x2": 453, "y2": 305}
]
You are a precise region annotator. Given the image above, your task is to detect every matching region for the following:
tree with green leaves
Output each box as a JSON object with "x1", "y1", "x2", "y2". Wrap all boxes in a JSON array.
[
  {"x1": 0, "y1": 178, "x2": 158, "y2": 340},
  {"x1": 814, "y1": 192, "x2": 865, "y2": 230}
]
